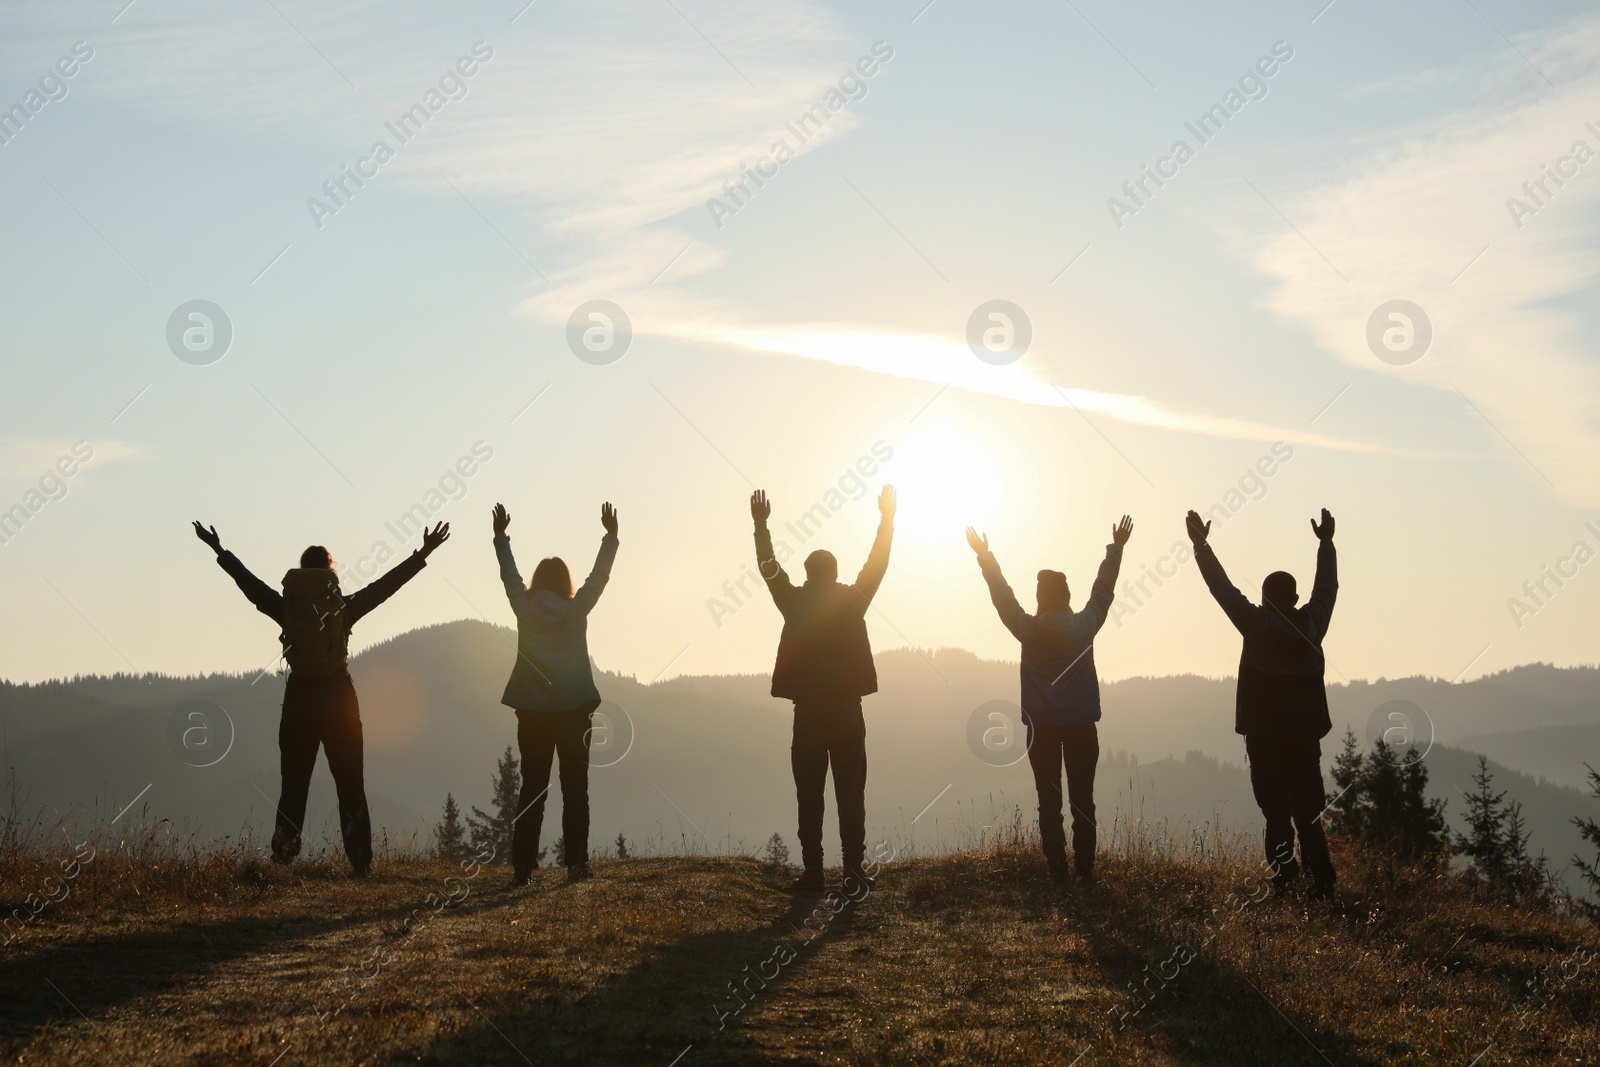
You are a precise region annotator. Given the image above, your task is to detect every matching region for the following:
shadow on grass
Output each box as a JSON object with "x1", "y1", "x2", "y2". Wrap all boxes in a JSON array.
[
  {"x1": 1072, "y1": 863, "x2": 1386, "y2": 1067},
  {"x1": 404, "y1": 874, "x2": 866, "y2": 1067}
]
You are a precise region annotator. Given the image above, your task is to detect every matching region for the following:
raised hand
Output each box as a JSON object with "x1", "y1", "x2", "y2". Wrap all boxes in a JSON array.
[
  {"x1": 492, "y1": 503, "x2": 510, "y2": 538},
  {"x1": 1112, "y1": 515, "x2": 1134, "y2": 546},
  {"x1": 1185, "y1": 510, "x2": 1211, "y2": 547},
  {"x1": 878, "y1": 484, "x2": 897, "y2": 520},
  {"x1": 965, "y1": 527, "x2": 989, "y2": 555},
  {"x1": 601, "y1": 502, "x2": 618, "y2": 536},
  {"x1": 420, "y1": 522, "x2": 451, "y2": 557},
  {"x1": 191, "y1": 521, "x2": 222, "y2": 554},
  {"x1": 751, "y1": 490, "x2": 771, "y2": 524},
  {"x1": 1311, "y1": 508, "x2": 1335, "y2": 541}
]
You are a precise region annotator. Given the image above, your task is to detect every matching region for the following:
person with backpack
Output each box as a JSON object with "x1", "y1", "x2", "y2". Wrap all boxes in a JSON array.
[
  {"x1": 965, "y1": 517, "x2": 1132, "y2": 885},
  {"x1": 750, "y1": 485, "x2": 895, "y2": 893},
  {"x1": 1186, "y1": 507, "x2": 1339, "y2": 898},
  {"x1": 191, "y1": 519, "x2": 451, "y2": 877},
  {"x1": 492, "y1": 500, "x2": 618, "y2": 885}
]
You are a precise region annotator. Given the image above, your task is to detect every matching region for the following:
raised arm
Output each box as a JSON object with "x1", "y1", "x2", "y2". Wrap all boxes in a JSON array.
[
  {"x1": 1187, "y1": 510, "x2": 1258, "y2": 635},
  {"x1": 751, "y1": 491, "x2": 798, "y2": 612},
  {"x1": 850, "y1": 485, "x2": 897, "y2": 606},
  {"x1": 1074, "y1": 516, "x2": 1133, "y2": 637},
  {"x1": 195, "y1": 521, "x2": 285, "y2": 625},
  {"x1": 491, "y1": 504, "x2": 528, "y2": 611},
  {"x1": 1304, "y1": 509, "x2": 1338, "y2": 639},
  {"x1": 345, "y1": 522, "x2": 447, "y2": 625},
  {"x1": 572, "y1": 503, "x2": 620, "y2": 615},
  {"x1": 969, "y1": 529, "x2": 1035, "y2": 642}
]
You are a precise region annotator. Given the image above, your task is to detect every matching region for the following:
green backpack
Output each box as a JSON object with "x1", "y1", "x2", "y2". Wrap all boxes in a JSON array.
[{"x1": 280, "y1": 568, "x2": 350, "y2": 678}]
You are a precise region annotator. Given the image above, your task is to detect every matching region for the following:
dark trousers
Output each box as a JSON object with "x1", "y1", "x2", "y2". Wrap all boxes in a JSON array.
[
  {"x1": 274, "y1": 672, "x2": 371, "y2": 869},
  {"x1": 1025, "y1": 721, "x2": 1099, "y2": 876},
  {"x1": 1245, "y1": 733, "x2": 1336, "y2": 892},
  {"x1": 791, "y1": 700, "x2": 867, "y2": 871},
  {"x1": 513, "y1": 708, "x2": 592, "y2": 874}
]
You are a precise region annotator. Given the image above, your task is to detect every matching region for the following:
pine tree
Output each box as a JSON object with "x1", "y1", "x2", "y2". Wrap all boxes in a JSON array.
[
  {"x1": 433, "y1": 793, "x2": 467, "y2": 860},
  {"x1": 762, "y1": 832, "x2": 791, "y2": 869},
  {"x1": 1572, "y1": 763, "x2": 1600, "y2": 923},
  {"x1": 614, "y1": 832, "x2": 630, "y2": 859},
  {"x1": 551, "y1": 835, "x2": 567, "y2": 867},
  {"x1": 1325, "y1": 730, "x2": 1446, "y2": 861},
  {"x1": 1455, "y1": 756, "x2": 1551, "y2": 902},
  {"x1": 466, "y1": 746, "x2": 520, "y2": 865}
]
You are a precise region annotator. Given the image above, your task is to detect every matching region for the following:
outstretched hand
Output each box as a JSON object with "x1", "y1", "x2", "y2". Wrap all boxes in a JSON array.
[
  {"x1": 191, "y1": 521, "x2": 222, "y2": 554},
  {"x1": 1112, "y1": 515, "x2": 1134, "y2": 546},
  {"x1": 420, "y1": 522, "x2": 451, "y2": 557},
  {"x1": 878, "y1": 484, "x2": 897, "y2": 520},
  {"x1": 751, "y1": 490, "x2": 771, "y2": 524},
  {"x1": 601, "y1": 502, "x2": 618, "y2": 536},
  {"x1": 492, "y1": 504, "x2": 510, "y2": 538},
  {"x1": 1185, "y1": 510, "x2": 1211, "y2": 547},
  {"x1": 965, "y1": 527, "x2": 989, "y2": 555},
  {"x1": 1311, "y1": 508, "x2": 1335, "y2": 541}
]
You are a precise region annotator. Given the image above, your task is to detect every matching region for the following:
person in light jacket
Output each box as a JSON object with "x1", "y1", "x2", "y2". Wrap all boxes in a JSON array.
[
  {"x1": 966, "y1": 517, "x2": 1131, "y2": 884},
  {"x1": 492, "y1": 501, "x2": 618, "y2": 885}
]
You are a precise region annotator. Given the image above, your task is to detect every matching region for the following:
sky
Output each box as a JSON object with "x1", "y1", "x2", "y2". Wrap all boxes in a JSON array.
[{"x1": 1, "y1": 0, "x2": 1598, "y2": 688}]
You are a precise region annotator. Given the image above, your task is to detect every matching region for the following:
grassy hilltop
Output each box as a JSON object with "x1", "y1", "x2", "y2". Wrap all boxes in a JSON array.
[{"x1": 1, "y1": 827, "x2": 1596, "y2": 1066}]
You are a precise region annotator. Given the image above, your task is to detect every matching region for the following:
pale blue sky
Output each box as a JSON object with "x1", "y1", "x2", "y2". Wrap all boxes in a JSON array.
[{"x1": 2, "y1": 0, "x2": 1597, "y2": 685}]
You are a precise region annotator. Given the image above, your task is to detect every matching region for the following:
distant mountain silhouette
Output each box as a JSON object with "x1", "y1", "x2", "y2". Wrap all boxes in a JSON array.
[{"x1": 2, "y1": 621, "x2": 1595, "y2": 886}]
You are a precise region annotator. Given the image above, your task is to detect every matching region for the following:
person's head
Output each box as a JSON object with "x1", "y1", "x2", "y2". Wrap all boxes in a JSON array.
[
  {"x1": 804, "y1": 550, "x2": 838, "y2": 584},
  {"x1": 1036, "y1": 570, "x2": 1070, "y2": 613},
  {"x1": 300, "y1": 545, "x2": 335, "y2": 572},
  {"x1": 530, "y1": 557, "x2": 574, "y2": 598},
  {"x1": 1262, "y1": 571, "x2": 1299, "y2": 613}
]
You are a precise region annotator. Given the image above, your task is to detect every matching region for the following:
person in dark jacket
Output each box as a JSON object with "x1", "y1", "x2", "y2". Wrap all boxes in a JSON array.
[
  {"x1": 751, "y1": 486, "x2": 895, "y2": 892},
  {"x1": 966, "y1": 517, "x2": 1131, "y2": 883},
  {"x1": 1187, "y1": 507, "x2": 1338, "y2": 898},
  {"x1": 492, "y1": 501, "x2": 618, "y2": 885},
  {"x1": 192, "y1": 519, "x2": 450, "y2": 876}
]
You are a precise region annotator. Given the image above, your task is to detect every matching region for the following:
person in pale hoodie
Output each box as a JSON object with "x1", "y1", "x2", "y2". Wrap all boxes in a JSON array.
[{"x1": 492, "y1": 501, "x2": 618, "y2": 885}]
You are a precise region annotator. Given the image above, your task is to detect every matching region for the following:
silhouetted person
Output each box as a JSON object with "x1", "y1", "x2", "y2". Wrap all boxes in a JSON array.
[
  {"x1": 494, "y1": 501, "x2": 618, "y2": 885},
  {"x1": 192, "y1": 519, "x2": 450, "y2": 877},
  {"x1": 752, "y1": 486, "x2": 895, "y2": 892},
  {"x1": 1187, "y1": 507, "x2": 1338, "y2": 898},
  {"x1": 966, "y1": 517, "x2": 1131, "y2": 884}
]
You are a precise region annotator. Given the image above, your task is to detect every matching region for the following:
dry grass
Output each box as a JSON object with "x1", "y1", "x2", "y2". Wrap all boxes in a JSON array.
[{"x1": 1, "y1": 816, "x2": 1596, "y2": 1066}]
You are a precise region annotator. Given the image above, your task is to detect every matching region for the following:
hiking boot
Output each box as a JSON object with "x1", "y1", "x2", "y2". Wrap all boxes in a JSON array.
[
  {"x1": 1046, "y1": 864, "x2": 1072, "y2": 885},
  {"x1": 566, "y1": 864, "x2": 594, "y2": 883},
  {"x1": 509, "y1": 869, "x2": 533, "y2": 888},
  {"x1": 1076, "y1": 867, "x2": 1097, "y2": 888},
  {"x1": 350, "y1": 863, "x2": 370, "y2": 880},
  {"x1": 790, "y1": 867, "x2": 825, "y2": 892}
]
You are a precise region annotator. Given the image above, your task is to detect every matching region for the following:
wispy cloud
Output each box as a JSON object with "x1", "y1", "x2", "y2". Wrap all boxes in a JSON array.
[{"x1": 1225, "y1": 12, "x2": 1600, "y2": 503}]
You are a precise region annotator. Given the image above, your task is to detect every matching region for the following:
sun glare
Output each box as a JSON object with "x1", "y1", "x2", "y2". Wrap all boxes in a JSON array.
[{"x1": 889, "y1": 421, "x2": 1006, "y2": 543}]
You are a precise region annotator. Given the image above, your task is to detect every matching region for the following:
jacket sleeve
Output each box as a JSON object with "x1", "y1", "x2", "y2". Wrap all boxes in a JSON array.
[
  {"x1": 215, "y1": 551, "x2": 285, "y2": 626},
  {"x1": 1304, "y1": 540, "x2": 1338, "y2": 640},
  {"x1": 344, "y1": 551, "x2": 427, "y2": 626},
  {"x1": 977, "y1": 551, "x2": 1035, "y2": 642},
  {"x1": 495, "y1": 536, "x2": 525, "y2": 613},
  {"x1": 754, "y1": 522, "x2": 798, "y2": 614},
  {"x1": 850, "y1": 517, "x2": 895, "y2": 607},
  {"x1": 572, "y1": 533, "x2": 619, "y2": 616},
  {"x1": 1073, "y1": 543, "x2": 1123, "y2": 638},
  {"x1": 1193, "y1": 542, "x2": 1260, "y2": 636}
]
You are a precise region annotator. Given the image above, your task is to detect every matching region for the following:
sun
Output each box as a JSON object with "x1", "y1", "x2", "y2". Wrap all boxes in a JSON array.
[{"x1": 888, "y1": 420, "x2": 1006, "y2": 543}]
